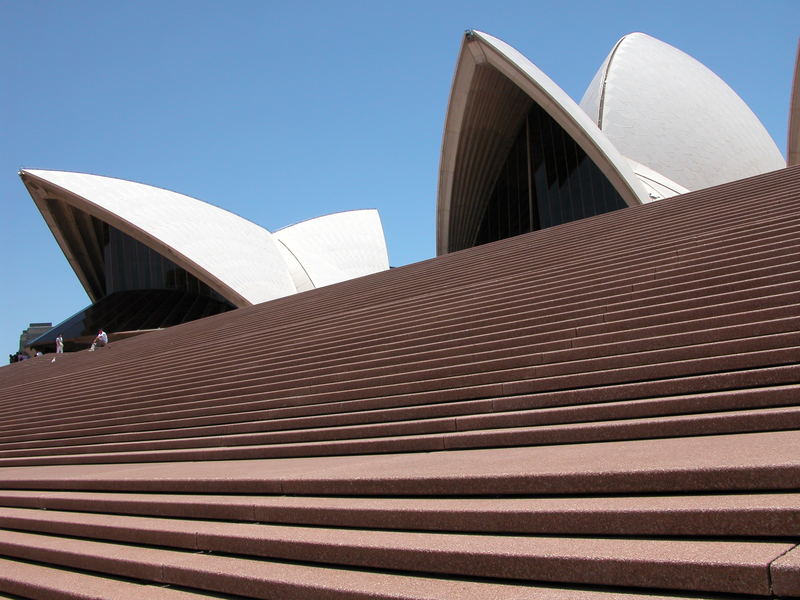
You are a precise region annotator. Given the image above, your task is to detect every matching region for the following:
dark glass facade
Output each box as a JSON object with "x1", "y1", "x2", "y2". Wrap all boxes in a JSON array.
[
  {"x1": 28, "y1": 219, "x2": 235, "y2": 351},
  {"x1": 103, "y1": 223, "x2": 226, "y2": 301},
  {"x1": 29, "y1": 290, "x2": 234, "y2": 351},
  {"x1": 474, "y1": 102, "x2": 627, "y2": 246}
]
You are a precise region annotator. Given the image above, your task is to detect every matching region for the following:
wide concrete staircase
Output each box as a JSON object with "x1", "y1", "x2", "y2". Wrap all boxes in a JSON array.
[{"x1": 0, "y1": 166, "x2": 798, "y2": 599}]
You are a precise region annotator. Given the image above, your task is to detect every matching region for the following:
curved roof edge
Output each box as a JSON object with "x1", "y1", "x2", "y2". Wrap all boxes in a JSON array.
[
  {"x1": 274, "y1": 240, "x2": 316, "y2": 293},
  {"x1": 19, "y1": 169, "x2": 297, "y2": 307},
  {"x1": 788, "y1": 39, "x2": 800, "y2": 167},
  {"x1": 273, "y1": 209, "x2": 389, "y2": 289},
  {"x1": 437, "y1": 30, "x2": 649, "y2": 255}
]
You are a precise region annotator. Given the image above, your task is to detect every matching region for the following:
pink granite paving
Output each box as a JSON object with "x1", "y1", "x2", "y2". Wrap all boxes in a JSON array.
[
  {"x1": 0, "y1": 489, "x2": 796, "y2": 536},
  {"x1": 0, "y1": 506, "x2": 790, "y2": 594},
  {"x1": 0, "y1": 556, "x2": 214, "y2": 599},
  {"x1": 771, "y1": 545, "x2": 800, "y2": 597},
  {"x1": 0, "y1": 530, "x2": 741, "y2": 600},
  {"x1": 0, "y1": 430, "x2": 798, "y2": 495}
]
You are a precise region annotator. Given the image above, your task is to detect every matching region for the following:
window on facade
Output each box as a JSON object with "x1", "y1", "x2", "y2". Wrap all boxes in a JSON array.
[
  {"x1": 101, "y1": 223, "x2": 227, "y2": 303},
  {"x1": 474, "y1": 102, "x2": 626, "y2": 247}
]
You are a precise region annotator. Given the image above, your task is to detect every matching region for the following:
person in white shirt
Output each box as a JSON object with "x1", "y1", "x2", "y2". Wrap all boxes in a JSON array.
[
  {"x1": 55, "y1": 334, "x2": 64, "y2": 354},
  {"x1": 89, "y1": 329, "x2": 109, "y2": 351}
]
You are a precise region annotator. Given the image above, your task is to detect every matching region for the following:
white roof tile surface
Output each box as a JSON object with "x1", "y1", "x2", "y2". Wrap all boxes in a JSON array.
[{"x1": 580, "y1": 33, "x2": 785, "y2": 191}]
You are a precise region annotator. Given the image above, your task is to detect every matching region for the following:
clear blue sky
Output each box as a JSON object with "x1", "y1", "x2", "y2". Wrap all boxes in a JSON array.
[{"x1": 1, "y1": 0, "x2": 797, "y2": 356}]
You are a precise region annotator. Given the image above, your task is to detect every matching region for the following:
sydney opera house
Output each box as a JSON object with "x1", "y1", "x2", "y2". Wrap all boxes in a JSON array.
[
  {"x1": 1, "y1": 29, "x2": 798, "y2": 599},
  {"x1": 18, "y1": 31, "x2": 795, "y2": 352}
]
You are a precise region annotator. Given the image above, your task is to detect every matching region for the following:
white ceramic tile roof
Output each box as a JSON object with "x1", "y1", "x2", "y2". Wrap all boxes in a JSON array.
[
  {"x1": 580, "y1": 33, "x2": 785, "y2": 191},
  {"x1": 273, "y1": 209, "x2": 389, "y2": 288}
]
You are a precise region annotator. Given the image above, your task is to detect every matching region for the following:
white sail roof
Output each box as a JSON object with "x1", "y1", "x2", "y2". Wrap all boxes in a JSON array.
[
  {"x1": 274, "y1": 209, "x2": 389, "y2": 289},
  {"x1": 20, "y1": 170, "x2": 295, "y2": 306},
  {"x1": 437, "y1": 30, "x2": 649, "y2": 255},
  {"x1": 21, "y1": 170, "x2": 390, "y2": 307},
  {"x1": 580, "y1": 33, "x2": 785, "y2": 191}
]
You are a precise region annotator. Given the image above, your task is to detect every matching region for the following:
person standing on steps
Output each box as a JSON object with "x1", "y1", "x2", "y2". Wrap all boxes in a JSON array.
[{"x1": 89, "y1": 329, "x2": 108, "y2": 351}]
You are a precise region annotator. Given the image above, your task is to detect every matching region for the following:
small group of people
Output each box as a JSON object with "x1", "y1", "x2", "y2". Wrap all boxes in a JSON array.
[
  {"x1": 8, "y1": 351, "x2": 29, "y2": 363},
  {"x1": 55, "y1": 330, "x2": 108, "y2": 353},
  {"x1": 9, "y1": 329, "x2": 110, "y2": 364},
  {"x1": 9, "y1": 347, "x2": 48, "y2": 363}
]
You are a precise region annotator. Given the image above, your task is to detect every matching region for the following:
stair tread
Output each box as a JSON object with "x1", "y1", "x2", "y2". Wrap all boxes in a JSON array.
[
  {"x1": 1, "y1": 490, "x2": 798, "y2": 536},
  {"x1": 0, "y1": 556, "x2": 217, "y2": 599},
  {"x1": 0, "y1": 527, "x2": 790, "y2": 597},
  {"x1": 0, "y1": 430, "x2": 798, "y2": 495}
]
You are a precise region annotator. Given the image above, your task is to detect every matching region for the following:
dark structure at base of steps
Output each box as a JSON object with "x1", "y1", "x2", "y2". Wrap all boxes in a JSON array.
[{"x1": 0, "y1": 166, "x2": 798, "y2": 599}]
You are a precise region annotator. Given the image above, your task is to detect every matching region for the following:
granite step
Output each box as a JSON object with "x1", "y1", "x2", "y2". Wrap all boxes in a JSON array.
[
  {"x1": 0, "y1": 384, "x2": 797, "y2": 462},
  {"x1": 3, "y1": 225, "x2": 796, "y2": 408},
  {"x1": 0, "y1": 532, "x2": 742, "y2": 600},
  {"x1": 1, "y1": 299, "x2": 795, "y2": 434},
  {"x1": 0, "y1": 556, "x2": 221, "y2": 600},
  {"x1": 1, "y1": 362, "x2": 795, "y2": 455},
  {"x1": 0, "y1": 521, "x2": 795, "y2": 597},
  {"x1": 0, "y1": 342, "x2": 795, "y2": 455},
  {"x1": 0, "y1": 430, "x2": 798, "y2": 496},
  {"x1": 0, "y1": 490, "x2": 797, "y2": 537},
  {"x1": 0, "y1": 365, "x2": 795, "y2": 454}
]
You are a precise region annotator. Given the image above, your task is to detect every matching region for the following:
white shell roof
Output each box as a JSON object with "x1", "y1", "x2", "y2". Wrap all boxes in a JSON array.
[
  {"x1": 580, "y1": 33, "x2": 785, "y2": 191},
  {"x1": 273, "y1": 209, "x2": 389, "y2": 289},
  {"x1": 21, "y1": 169, "x2": 297, "y2": 306},
  {"x1": 437, "y1": 30, "x2": 649, "y2": 255},
  {"x1": 471, "y1": 31, "x2": 648, "y2": 205}
]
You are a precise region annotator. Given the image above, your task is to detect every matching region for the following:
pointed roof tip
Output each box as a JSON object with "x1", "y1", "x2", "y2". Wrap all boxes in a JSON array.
[
  {"x1": 465, "y1": 29, "x2": 492, "y2": 41},
  {"x1": 19, "y1": 168, "x2": 83, "y2": 183},
  {"x1": 620, "y1": 31, "x2": 654, "y2": 41},
  {"x1": 615, "y1": 32, "x2": 669, "y2": 50}
]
